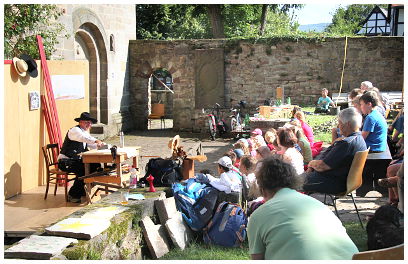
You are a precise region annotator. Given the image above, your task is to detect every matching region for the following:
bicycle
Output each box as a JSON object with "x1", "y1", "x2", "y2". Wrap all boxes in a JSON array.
[
  {"x1": 230, "y1": 100, "x2": 247, "y2": 132},
  {"x1": 203, "y1": 103, "x2": 229, "y2": 140}
]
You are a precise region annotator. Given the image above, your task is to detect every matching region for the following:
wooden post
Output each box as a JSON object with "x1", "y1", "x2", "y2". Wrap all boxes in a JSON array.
[{"x1": 182, "y1": 159, "x2": 194, "y2": 180}]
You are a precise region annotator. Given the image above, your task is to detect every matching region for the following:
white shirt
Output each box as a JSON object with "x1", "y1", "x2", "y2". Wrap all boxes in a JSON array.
[
  {"x1": 209, "y1": 170, "x2": 241, "y2": 193},
  {"x1": 57, "y1": 126, "x2": 98, "y2": 160}
]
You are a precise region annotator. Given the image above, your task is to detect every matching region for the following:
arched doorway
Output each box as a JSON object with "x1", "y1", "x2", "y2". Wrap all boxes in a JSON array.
[
  {"x1": 148, "y1": 68, "x2": 174, "y2": 129},
  {"x1": 74, "y1": 23, "x2": 108, "y2": 124}
]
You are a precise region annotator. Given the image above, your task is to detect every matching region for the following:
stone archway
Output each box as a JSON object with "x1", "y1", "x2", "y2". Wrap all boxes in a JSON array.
[{"x1": 72, "y1": 8, "x2": 108, "y2": 124}]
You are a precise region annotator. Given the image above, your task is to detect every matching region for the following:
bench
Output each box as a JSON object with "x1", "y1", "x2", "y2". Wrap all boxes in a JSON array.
[{"x1": 331, "y1": 93, "x2": 349, "y2": 109}]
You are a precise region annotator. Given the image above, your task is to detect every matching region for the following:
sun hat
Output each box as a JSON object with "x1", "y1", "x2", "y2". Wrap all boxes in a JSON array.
[
  {"x1": 74, "y1": 112, "x2": 97, "y2": 123},
  {"x1": 252, "y1": 128, "x2": 263, "y2": 136},
  {"x1": 218, "y1": 156, "x2": 233, "y2": 169},
  {"x1": 233, "y1": 149, "x2": 244, "y2": 158},
  {"x1": 12, "y1": 57, "x2": 28, "y2": 77},
  {"x1": 20, "y1": 54, "x2": 38, "y2": 78}
]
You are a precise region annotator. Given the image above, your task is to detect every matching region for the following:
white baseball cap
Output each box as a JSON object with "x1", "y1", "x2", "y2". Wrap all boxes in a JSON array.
[{"x1": 218, "y1": 156, "x2": 233, "y2": 168}]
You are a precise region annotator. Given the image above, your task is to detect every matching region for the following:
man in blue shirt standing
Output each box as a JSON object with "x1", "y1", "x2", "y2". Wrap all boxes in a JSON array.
[{"x1": 315, "y1": 88, "x2": 336, "y2": 113}]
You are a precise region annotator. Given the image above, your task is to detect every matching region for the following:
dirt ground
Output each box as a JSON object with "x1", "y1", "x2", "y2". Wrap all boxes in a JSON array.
[{"x1": 104, "y1": 121, "x2": 388, "y2": 224}]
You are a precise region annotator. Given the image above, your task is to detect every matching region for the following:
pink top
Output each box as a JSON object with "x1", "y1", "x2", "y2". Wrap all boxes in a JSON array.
[{"x1": 301, "y1": 121, "x2": 314, "y2": 143}]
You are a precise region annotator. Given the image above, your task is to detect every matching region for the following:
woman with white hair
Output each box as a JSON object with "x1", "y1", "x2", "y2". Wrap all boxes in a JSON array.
[{"x1": 360, "y1": 81, "x2": 373, "y2": 91}]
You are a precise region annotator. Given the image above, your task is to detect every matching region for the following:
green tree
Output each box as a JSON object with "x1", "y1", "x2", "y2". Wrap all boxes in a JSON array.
[
  {"x1": 136, "y1": 4, "x2": 303, "y2": 40},
  {"x1": 325, "y1": 4, "x2": 388, "y2": 35},
  {"x1": 4, "y1": 4, "x2": 68, "y2": 59}
]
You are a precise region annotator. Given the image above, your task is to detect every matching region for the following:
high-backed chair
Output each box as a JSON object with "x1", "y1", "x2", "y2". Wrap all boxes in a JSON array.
[
  {"x1": 321, "y1": 149, "x2": 369, "y2": 228},
  {"x1": 352, "y1": 244, "x2": 404, "y2": 260},
  {"x1": 42, "y1": 143, "x2": 76, "y2": 202}
]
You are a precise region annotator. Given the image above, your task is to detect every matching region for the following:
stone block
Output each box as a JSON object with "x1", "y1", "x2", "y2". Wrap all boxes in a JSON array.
[
  {"x1": 140, "y1": 216, "x2": 170, "y2": 259},
  {"x1": 154, "y1": 197, "x2": 178, "y2": 224},
  {"x1": 45, "y1": 217, "x2": 111, "y2": 240},
  {"x1": 165, "y1": 213, "x2": 193, "y2": 250},
  {"x1": 5, "y1": 235, "x2": 78, "y2": 260}
]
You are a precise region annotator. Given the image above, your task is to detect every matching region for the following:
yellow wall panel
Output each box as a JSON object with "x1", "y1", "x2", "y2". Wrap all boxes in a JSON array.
[{"x1": 4, "y1": 60, "x2": 89, "y2": 198}]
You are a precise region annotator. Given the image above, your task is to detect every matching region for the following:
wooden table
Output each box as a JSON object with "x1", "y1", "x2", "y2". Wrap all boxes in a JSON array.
[{"x1": 81, "y1": 146, "x2": 141, "y2": 204}]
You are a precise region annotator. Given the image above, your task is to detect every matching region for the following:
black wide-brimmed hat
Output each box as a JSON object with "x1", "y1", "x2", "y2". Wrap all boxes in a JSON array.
[
  {"x1": 20, "y1": 54, "x2": 38, "y2": 78},
  {"x1": 74, "y1": 112, "x2": 97, "y2": 123}
]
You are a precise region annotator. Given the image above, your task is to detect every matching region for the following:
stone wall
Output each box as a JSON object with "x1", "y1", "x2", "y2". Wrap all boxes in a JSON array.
[{"x1": 129, "y1": 37, "x2": 403, "y2": 132}]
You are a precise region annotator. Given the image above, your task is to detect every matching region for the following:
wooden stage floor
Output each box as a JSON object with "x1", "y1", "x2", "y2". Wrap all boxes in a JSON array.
[{"x1": 4, "y1": 185, "x2": 89, "y2": 236}]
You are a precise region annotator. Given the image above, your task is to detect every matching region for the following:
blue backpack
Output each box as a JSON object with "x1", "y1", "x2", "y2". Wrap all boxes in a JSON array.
[
  {"x1": 203, "y1": 202, "x2": 247, "y2": 247},
  {"x1": 173, "y1": 179, "x2": 219, "y2": 231}
]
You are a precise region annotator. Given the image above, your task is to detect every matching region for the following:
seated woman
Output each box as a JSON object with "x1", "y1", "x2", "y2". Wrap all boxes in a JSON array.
[
  {"x1": 207, "y1": 156, "x2": 242, "y2": 193},
  {"x1": 247, "y1": 157, "x2": 358, "y2": 260},
  {"x1": 276, "y1": 128, "x2": 304, "y2": 175},
  {"x1": 255, "y1": 146, "x2": 272, "y2": 161},
  {"x1": 378, "y1": 160, "x2": 403, "y2": 207},
  {"x1": 357, "y1": 91, "x2": 390, "y2": 197}
]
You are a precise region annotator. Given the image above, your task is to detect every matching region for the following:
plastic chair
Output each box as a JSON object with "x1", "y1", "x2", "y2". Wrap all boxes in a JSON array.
[
  {"x1": 352, "y1": 244, "x2": 404, "y2": 260},
  {"x1": 321, "y1": 148, "x2": 369, "y2": 228},
  {"x1": 42, "y1": 143, "x2": 76, "y2": 202}
]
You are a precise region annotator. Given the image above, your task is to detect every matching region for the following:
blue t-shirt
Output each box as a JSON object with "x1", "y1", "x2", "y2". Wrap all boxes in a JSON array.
[
  {"x1": 362, "y1": 109, "x2": 388, "y2": 152},
  {"x1": 317, "y1": 97, "x2": 333, "y2": 110}
]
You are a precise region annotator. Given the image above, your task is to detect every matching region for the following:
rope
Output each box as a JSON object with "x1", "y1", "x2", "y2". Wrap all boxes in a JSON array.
[{"x1": 335, "y1": 36, "x2": 349, "y2": 105}]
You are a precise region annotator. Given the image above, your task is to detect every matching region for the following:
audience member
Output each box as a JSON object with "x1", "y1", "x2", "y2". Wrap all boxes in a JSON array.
[
  {"x1": 233, "y1": 139, "x2": 250, "y2": 155},
  {"x1": 264, "y1": 128, "x2": 277, "y2": 151},
  {"x1": 276, "y1": 128, "x2": 304, "y2": 175},
  {"x1": 247, "y1": 157, "x2": 358, "y2": 260},
  {"x1": 349, "y1": 88, "x2": 364, "y2": 101},
  {"x1": 223, "y1": 150, "x2": 242, "y2": 179},
  {"x1": 294, "y1": 110, "x2": 314, "y2": 144},
  {"x1": 367, "y1": 87, "x2": 387, "y2": 117},
  {"x1": 248, "y1": 128, "x2": 267, "y2": 156},
  {"x1": 233, "y1": 148, "x2": 244, "y2": 167},
  {"x1": 388, "y1": 109, "x2": 404, "y2": 143},
  {"x1": 378, "y1": 161, "x2": 403, "y2": 207},
  {"x1": 315, "y1": 88, "x2": 336, "y2": 113},
  {"x1": 303, "y1": 108, "x2": 367, "y2": 194},
  {"x1": 255, "y1": 146, "x2": 272, "y2": 161},
  {"x1": 360, "y1": 81, "x2": 373, "y2": 91},
  {"x1": 208, "y1": 156, "x2": 241, "y2": 193},
  {"x1": 239, "y1": 155, "x2": 260, "y2": 201},
  {"x1": 292, "y1": 124, "x2": 312, "y2": 165},
  {"x1": 290, "y1": 106, "x2": 302, "y2": 121}
]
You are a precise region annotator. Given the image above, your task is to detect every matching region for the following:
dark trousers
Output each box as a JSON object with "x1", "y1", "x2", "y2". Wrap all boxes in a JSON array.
[
  {"x1": 302, "y1": 171, "x2": 347, "y2": 195},
  {"x1": 356, "y1": 159, "x2": 391, "y2": 197},
  {"x1": 58, "y1": 159, "x2": 100, "y2": 198}
]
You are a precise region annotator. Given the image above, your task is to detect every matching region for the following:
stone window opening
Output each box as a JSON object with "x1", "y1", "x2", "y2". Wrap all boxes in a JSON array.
[{"x1": 150, "y1": 69, "x2": 173, "y2": 92}]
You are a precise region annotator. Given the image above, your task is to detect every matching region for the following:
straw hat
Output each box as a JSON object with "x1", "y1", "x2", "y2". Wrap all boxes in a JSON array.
[
  {"x1": 168, "y1": 135, "x2": 180, "y2": 150},
  {"x1": 12, "y1": 57, "x2": 28, "y2": 77}
]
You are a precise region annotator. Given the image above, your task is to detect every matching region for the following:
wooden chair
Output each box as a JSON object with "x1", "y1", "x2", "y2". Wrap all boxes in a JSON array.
[
  {"x1": 352, "y1": 244, "x2": 404, "y2": 260},
  {"x1": 321, "y1": 149, "x2": 369, "y2": 228},
  {"x1": 42, "y1": 143, "x2": 76, "y2": 202}
]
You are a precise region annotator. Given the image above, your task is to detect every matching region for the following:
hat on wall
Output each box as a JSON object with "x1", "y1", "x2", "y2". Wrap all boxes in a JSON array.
[
  {"x1": 20, "y1": 54, "x2": 38, "y2": 78},
  {"x1": 218, "y1": 156, "x2": 233, "y2": 169},
  {"x1": 12, "y1": 57, "x2": 28, "y2": 77},
  {"x1": 74, "y1": 112, "x2": 97, "y2": 123}
]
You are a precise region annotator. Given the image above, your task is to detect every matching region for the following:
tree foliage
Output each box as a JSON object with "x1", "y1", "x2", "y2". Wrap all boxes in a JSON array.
[
  {"x1": 325, "y1": 4, "x2": 388, "y2": 35},
  {"x1": 136, "y1": 4, "x2": 303, "y2": 40},
  {"x1": 4, "y1": 4, "x2": 68, "y2": 59}
]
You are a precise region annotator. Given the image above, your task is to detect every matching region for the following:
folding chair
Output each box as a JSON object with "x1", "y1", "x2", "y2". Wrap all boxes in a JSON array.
[
  {"x1": 352, "y1": 244, "x2": 404, "y2": 260},
  {"x1": 320, "y1": 149, "x2": 369, "y2": 228}
]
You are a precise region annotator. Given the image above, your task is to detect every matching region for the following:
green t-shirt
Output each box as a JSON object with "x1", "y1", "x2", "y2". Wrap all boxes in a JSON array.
[{"x1": 247, "y1": 188, "x2": 358, "y2": 260}]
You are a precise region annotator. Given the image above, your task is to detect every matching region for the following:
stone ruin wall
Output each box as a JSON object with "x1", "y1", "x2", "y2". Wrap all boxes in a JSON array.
[{"x1": 129, "y1": 37, "x2": 403, "y2": 132}]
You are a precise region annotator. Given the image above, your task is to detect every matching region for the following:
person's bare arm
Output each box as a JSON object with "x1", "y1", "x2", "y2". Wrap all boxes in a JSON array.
[
  {"x1": 308, "y1": 160, "x2": 331, "y2": 172},
  {"x1": 361, "y1": 131, "x2": 370, "y2": 139}
]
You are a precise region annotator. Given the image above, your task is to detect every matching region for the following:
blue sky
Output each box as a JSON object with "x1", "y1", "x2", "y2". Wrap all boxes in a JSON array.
[{"x1": 294, "y1": 4, "x2": 342, "y2": 25}]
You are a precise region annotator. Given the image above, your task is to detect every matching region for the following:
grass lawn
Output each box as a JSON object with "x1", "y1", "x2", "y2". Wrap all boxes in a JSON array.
[{"x1": 160, "y1": 221, "x2": 367, "y2": 260}]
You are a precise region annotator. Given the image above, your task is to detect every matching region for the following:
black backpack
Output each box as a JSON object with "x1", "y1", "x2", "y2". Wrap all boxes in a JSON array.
[{"x1": 140, "y1": 158, "x2": 183, "y2": 187}]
